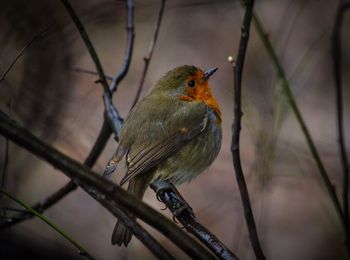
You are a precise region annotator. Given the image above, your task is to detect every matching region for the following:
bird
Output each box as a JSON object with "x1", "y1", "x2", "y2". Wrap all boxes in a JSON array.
[{"x1": 103, "y1": 65, "x2": 222, "y2": 246}]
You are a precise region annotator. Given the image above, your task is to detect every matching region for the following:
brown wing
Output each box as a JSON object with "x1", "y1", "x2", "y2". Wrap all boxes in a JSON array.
[
  {"x1": 119, "y1": 114, "x2": 208, "y2": 185},
  {"x1": 103, "y1": 95, "x2": 209, "y2": 184}
]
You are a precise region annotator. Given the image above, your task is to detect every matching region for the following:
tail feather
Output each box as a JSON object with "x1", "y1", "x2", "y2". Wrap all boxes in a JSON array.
[
  {"x1": 112, "y1": 220, "x2": 133, "y2": 246},
  {"x1": 110, "y1": 173, "x2": 153, "y2": 246}
]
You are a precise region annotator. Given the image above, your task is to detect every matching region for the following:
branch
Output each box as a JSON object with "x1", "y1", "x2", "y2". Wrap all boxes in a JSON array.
[
  {"x1": 60, "y1": 0, "x2": 110, "y2": 97},
  {"x1": 252, "y1": 12, "x2": 345, "y2": 228},
  {"x1": 150, "y1": 181, "x2": 239, "y2": 260},
  {"x1": 1, "y1": 0, "x2": 128, "y2": 232},
  {"x1": 0, "y1": 111, "x2": 215, "y2": 260},
  {"x1": 60, "y1": 0, "x2": 125, "y2": 137},
  {"x1": 231, "y1": 1, "x2": 265, "y2": 260},
  {"x1": 78, "y1": 182, "x2": 174, "y2": 260},
  {"x1": 104, "y1": 0, "x2": 135, "y2": 136},
  {"x1": 332, "y1": 0, "x2": 350, "y2": 251},
  {"x1": 0, "y1": 27, "x2": 50, "y2": 83},
  {"x1": 130, "y1": 0, "x2": 166, "y2": 108},
  {"x1": 0, "y1": 138, "x2": 9, "y2": 190},
  {"x1": 72, "y1": 67, "x2": 114, "y2": 81},
  {"x1": 103, "y1": 97, "x2": 123, "y2": 140},
  {"x1": 110, "y1": 0, "x2": 135, "y2": 93}
]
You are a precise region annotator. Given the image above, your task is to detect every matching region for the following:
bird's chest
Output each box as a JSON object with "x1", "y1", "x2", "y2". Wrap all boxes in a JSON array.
[{"x1": 195, "y1": 109, "x2": 222, "y2": 162}]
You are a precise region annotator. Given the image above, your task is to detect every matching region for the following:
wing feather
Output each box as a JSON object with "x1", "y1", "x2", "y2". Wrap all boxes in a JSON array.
[
  {"x1": 103, "y1": 96, "x2": 209, "y2": 185},
  {"x1": 119, "y1": 102, "x2": 208, "y2": 185},
  {"x1": 120, "y1": 114, "x2": 207, "y2": 185}
]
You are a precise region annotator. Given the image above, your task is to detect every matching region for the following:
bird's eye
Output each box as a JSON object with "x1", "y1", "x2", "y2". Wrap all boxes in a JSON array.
[{"x1": 188, "y1": 80, "x2": 196, "y2": 87}]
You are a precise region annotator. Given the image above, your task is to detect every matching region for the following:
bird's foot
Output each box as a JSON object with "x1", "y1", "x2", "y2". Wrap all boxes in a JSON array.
[{"x1": 151, "y1": 180, "x2": 195, "y2": 220}]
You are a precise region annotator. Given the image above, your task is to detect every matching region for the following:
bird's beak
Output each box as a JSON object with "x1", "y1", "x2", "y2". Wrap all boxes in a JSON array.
[{"x1": 204, "y1": 67, "x2": 218, "y2": 80}]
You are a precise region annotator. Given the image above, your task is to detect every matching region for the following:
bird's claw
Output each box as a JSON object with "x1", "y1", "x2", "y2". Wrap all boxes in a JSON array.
[
  {"x1": 152, "y1": 180, "x2": 195, "y2": 219},
  {"x1": 156, "y1": 191, "x2": 163, "y2": 202},
  {"x1": 172, "y1": 215, "x2": 179, "y2": 223}
]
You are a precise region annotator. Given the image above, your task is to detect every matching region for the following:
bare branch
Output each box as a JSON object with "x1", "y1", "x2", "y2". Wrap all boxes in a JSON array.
[
  {"x1": 1, "y1": 0, "x2": 130, "y2": 235},
  {"x1": 60, "y1": 0, "x2": 110, "y2": 97},
  {"x1": 110, "y1": 0, "x2": 135, "y2": 93},
  {"x1": 131, "y1": 0, "x2": 166, "y2": 108},
  {"x1": 0, "y1": 27, "x2": 50, "y2": 83},
  {"x1": 79, "y1": 182, "x2": 174, "y2": 260},
  {"x1": 1, "y1": 0, "x2": 133, "y2": 230},
  {"x1": 0, "y1": 138, "x2": 9, "y2": 190},
  {"x1": 231, "y1": 1, "x2": 265, "y2": 260},
  {"x1": 332, "y1": 0, "x2": 350, "y2": 252},
  {"x1": 150, "y1": 181, "x2": 239, "y2": 260},
  {"x1": 0, "y1": 111, "x2": 215, "y2": 260},
  {"x1": 103, "y1": 97, "x2": 123, "y2": 140},
  {"x1": 72, "y1": 67, "x2": 114, "y2": 81},
  {"x1": 103, "y1": 0, "x2": 133, "y2": 137},
  {"x1": 61, "y1": 0, "x2": 123, "y2": 136}
]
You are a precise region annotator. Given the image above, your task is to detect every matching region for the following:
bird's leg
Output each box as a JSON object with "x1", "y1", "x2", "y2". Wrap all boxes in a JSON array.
[{"x1": 150, "y1": 180, "x2": 195, "y2": 220}]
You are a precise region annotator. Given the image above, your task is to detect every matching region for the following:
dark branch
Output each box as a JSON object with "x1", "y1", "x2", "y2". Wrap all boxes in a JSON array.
[
  {"x1": 332, "y1": 0, "x2": 350, "y2": 252},
  {"x1": 150, "y1": 181, "x2": 239, "y2": 260},
  {"x1": 231, "y1": 1, "x2": 265, "y2": 260},
  {"x1": 1, "y1": 0, "x2": 127, "y2": 234},
  {"x1": 0, "y1": 111, "x2": 215, "y2": 260},
  {"x1": 62, "y1": 0, "x2": 123, "y2": 136},
  {"x1": 103, "y1": 0, "x2": 133, "y2": 137},
  {"x1": 79, "y1": 182, "x2": 174, "y2": 260},
  {"x1": 131, "y1": 0, "x2": 166, "y2": 108},
  {"x1": 0, "y1": 138, "x2": 9, "y2": 191},
  {"x1": 110, "y1": 0, "x2": 135, "y2": 93},
  {"x1": 60, "y1": 0, "x2": 110, "y2": 97},
  {"x1": 103, "y1": 97, "x2": 123, "y2": 140},
  {"x1": 0, "y1": 27, "x2": 50, "y2": 83},
  {"x1": 72, "y1": 67, "x2": 114, "y2": 81}
]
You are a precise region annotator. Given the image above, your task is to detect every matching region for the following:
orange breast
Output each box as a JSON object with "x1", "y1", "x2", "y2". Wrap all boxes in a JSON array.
[{"x1": 180, "y1": 71, "x2": 221, "y2": 123}]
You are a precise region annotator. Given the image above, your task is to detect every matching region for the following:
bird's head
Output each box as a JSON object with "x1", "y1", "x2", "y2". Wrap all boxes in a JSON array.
[{"x1": 149, "y1": 65, "x2": 221, "y2": 120}]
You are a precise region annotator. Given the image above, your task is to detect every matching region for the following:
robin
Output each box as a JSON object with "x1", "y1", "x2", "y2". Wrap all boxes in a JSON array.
[{"x1": 104, "y1": 65, "x2": 222, "y2": 246}]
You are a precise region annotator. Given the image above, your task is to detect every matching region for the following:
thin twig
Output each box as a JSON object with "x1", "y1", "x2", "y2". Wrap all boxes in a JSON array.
[
  {"x1": 232, "y1": 1, "x2": 265, "y2": 260},
  {"x1": 0, "y1": 101, "x2": 11, "y2": 201},
  {"x1": 252, "y1": 12, "x2": 345, "y2": 228},
  {"x1": 0, "y1": 188, "x2": 96, "y2": 260},
  {"x1": 131, "y1": 0, "x2": 166, "y2": 108},
  {"x1": 1, "y1": 138, "x2": 9, "y2": 190},
  {"x1": 105, "y1": 0, "x2": 134, "y2": 137},
  {"x1": 72, "y1": 67, "x2": 114, "y2": 81},
  {"x1": 0, "y1": 111, "x2": 215, "y2": 260},
  {"x1": 0, "y1": 27, "x2": 50, "y2": 82},
  {"x1": 332, "y1": 0, "x2": 350, "y2": 251},
  {"x1": 150, "y1": 182, "x2": 238, "y2": 260},
  {"x1": 60, "y1": 0, "x2": 110, "y2": 97},
  {"x1": 1, "y1": 0, "x2": 130, "y2": 229},
  {"x1": 61, "y1": 0, "x2": 122, "y2": 140},
  {"x1": 103, "y1": 98, "x2": 123, "y2": 140},
  {"x1": 110, "y1": 0, "x2": 135, "y2": 93}
]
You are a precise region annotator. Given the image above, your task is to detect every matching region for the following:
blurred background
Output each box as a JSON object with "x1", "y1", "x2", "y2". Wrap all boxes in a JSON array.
[{"x1": 0, "y1": 0, "x2": 349, "y2": 259}]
